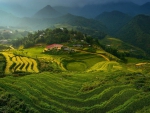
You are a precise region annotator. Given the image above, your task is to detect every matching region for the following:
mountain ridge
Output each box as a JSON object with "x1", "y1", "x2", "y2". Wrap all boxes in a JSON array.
[
  {"x1": 0, "y1": 10, "x2": 20, "y2": 26},
  {"x1": 33, "y1": 5, "x2": 62, "y2": 18},
  {"x1": 1, "y1": 1, "x2": 150, "y2": 18},
  {"x1": 95, "y1": 10, "x2": 132, "y2": 35}
]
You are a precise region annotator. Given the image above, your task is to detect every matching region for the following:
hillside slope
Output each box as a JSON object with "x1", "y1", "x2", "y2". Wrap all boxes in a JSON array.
[
  {"x1": 1, "y1": 71, "x2": 150, "y2": 112},
  {"x1": 100, "y1": 36, "x2": 147, "y2": 58},
  {"x1": 95, "y1": 11, "x2": 132, "y2": 35},
  {"x1": 117, "y1": 14, "x2": 150, "y2": 55},
  {"x1": 33, "y1": 5, "x2": 62, "y2": 18},
  {"x1": 75, "y1": 2, "x2": 139, "y2": 18},
  {"x1": 140, "y1": 2, "x2": 150, "y2": 15}
]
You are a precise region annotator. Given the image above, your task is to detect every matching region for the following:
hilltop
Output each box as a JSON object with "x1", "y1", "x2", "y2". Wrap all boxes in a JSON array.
[{"x1": 33, "y1": 5, "x2": 62, "y2": 18}]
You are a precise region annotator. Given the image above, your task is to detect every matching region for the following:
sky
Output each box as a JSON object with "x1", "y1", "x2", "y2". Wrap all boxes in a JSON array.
[
  {"x1": 0, "y1": 0, "x2": 150, "y2": 17},
  {"x1": 1, "y1": 0, "x2": 150, "y2": 8}
]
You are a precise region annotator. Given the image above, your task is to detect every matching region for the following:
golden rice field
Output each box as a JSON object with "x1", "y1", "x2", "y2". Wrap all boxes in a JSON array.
[
  {"x1": 87, "y1": 61, "x2": 122, "y2": 72},
  {"x1": 2, "y1": 52, "x2": 39, "y2": 74}
]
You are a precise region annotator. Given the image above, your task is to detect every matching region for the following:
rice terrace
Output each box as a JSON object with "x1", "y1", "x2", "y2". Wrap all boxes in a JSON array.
[
  {"x1": 2, "y1": 52, "x2": 39, "y2": 75},
  {"x1": 1, "y1": 1, "x2": 150, "y2": 112},
  {"x1": 0, "y1": 27, "x2": 150, "y2": 113}
]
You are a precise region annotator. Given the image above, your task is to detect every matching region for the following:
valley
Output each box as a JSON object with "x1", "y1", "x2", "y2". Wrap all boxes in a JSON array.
[
  {"x1": 0, "y1": 1, "x2": 150, "y2": 113},
  {"x1": 0, "y1": 28, "x2": 150, "y2": 112}
]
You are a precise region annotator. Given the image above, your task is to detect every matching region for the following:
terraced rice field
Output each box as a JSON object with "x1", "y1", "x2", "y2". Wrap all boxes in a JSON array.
[
  {"x1": 87, "y1": 61, "x2": 122, "y2": 72},
  {"x1": 0, "y1": 53, "x2": 5, "y2": 76},
  {"x1": 62, "y1": 53, "x2": 105, "y2": 71},
  {"x1": 2, "y1": 52, "x2": 39, "y2": 74},
  {"x1": 66, "y1": 62, "x2": 87, "y2": 71},
  {"x1": 0, "y1": 72, "x2": 150, "y2": 113}
]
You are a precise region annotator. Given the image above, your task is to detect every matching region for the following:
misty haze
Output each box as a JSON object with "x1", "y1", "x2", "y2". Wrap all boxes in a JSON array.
[{"x1": 0, "y1": 0, "x2": 150, "y2": 113}]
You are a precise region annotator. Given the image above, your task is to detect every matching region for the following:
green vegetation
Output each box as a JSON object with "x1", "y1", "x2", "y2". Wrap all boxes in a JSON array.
[
  {"x1": 12, "y1": 28, "x2": 83, "y2": 48},
  {"x1": 95, "y1": 10, "x2": 132, "y2": 36},
  {"x1": 100, "y1": 36, "x2": 147, "y2": 59},
  {"x1": 1, "y1": 44, "x2": 150, "y2": 112},
  {"x1": 0, "y1": 53, "x2": 6, "y2": 77},
  {"x1": 0, "y1": 27, "x2": 29, "y2": 40},
  {"x1": 1, "y1": 28, "x2": 150, "y2": 112},
  {"x1": 0, "y1": 44, "x2": 10, "y2": 51},
  {"x1": 2, "y1": 52, "x2": 39, "y2": 75},
  {"x1": 117, "y1": 14, "x2": 150, "y2": 55},
  {"x1": 62, "y1": 53, "x2": 105, "y2": 71},
  {"x1": 0, "y1": 90, "x2": 38, "y2": 113},
  {"x1": 87, "y1": 61, "x2": 122, "y2": 72},
  {"x1": 0, "y1": 71, "x2": 150, "y2": 113},
  {"x1": 53, "y1": 13, "x2": 107, "y2": 39},
  {"x1": 12, "y1": 28, "x2": 149, "y2": 62}
]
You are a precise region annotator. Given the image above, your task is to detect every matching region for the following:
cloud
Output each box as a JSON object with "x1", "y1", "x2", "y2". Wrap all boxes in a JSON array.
[
  {"x1": 27, "y1": 0, "x2": 130, "y2": 7},
  {"x1": 0, "y1": 0, "x2": 149, "y2": 8},
  {"x1": 0, "y1": 0, "x2": 23, "y2": 3}
]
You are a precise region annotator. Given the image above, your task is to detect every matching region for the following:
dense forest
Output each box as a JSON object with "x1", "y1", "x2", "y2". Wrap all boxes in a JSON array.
[{"x1": 12, "y1": 28, "x2": 107, "y2": 48}]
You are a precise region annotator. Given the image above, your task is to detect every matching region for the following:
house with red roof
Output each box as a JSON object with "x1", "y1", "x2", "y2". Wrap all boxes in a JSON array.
[{"x1": 44, "y1": 44, "x2": 63, "y2": 51}]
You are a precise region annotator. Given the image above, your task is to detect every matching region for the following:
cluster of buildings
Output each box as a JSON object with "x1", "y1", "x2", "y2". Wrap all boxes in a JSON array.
[{"x1": 44, "y1": 44, "x2": 73, "y2": 52}]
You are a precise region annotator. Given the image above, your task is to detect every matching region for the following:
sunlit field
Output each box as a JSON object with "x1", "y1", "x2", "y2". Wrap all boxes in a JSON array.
[
  {"x1": 1, "y1": 0, "x2": 150, "y2": 112},
  {"x1": 1, "y1": 45, "x2": 150, "y2": 112}
]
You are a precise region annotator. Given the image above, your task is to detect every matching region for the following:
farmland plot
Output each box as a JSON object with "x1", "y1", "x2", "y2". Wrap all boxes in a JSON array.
[
  {"x1": 2, "y1": 52, "x2": 39, "y2": 74},
  {"x1": 87, "y1": 61, "x2": 122, "y2": 72},
  {"x1": 0, "y1": 72, "x2": 149, "y2": 113}
]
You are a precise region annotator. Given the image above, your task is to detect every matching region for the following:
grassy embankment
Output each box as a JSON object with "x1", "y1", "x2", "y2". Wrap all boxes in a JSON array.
[
  {"x1": 1, "y1": 47, "x2": 150, "y2": 112},
  {"x1": 1, "y1": 71, "x2": 150, "y2": 113}
]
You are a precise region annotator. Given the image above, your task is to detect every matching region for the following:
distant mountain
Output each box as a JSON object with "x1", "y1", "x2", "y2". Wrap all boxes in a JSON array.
[
  {"x1": 1, "y1": 1, "x2": 150, "y2": 19},
  {"x1": 117, "y1": 14, "x2": 150, "y2": 54},
  {"x1": 55, "y1": 13, "x2": 106, "y2": 30},
  {"x1": 76, "y1": 2, "x2": 139, "y2": 18},
  {"x1": 52, "y1": 13, "x2": 107, "y2": 38},
  {"x1": 140, "y1": 2, "x2": 150, "y2": 15},
  {"x1": 95, "y1": 10, "x2": 132, "y2": 35},
  {"x1": 18, "y1": 17, "x2": 45, "y2": 30},
  {"x1": 18, "y1": 13, "x2": 107, "y2": 39},
  {"x1": 53, "y1": 2, "x2": 150, "y2": 18},
  {"x1": 7, "y1": 5, "x2": 36, "y2": 17},
  {"x1": 0, "y1": 10, "x2": 20, "y2": 26},
  {"x1": 33, "y1": 5, "x2": 62, "y2": 18},
  {"x1": 0, "y1": 3, "x2": 35, "y2": 17}
]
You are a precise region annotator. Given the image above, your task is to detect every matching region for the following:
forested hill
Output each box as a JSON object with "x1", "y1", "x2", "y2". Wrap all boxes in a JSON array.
[
  {"x1": 117, "y1": 14, "x2": 150, "y2": 54},
  {"x1": 12, "y1": 28, "x2": 148, "y2": 61},
  {"x1": 12, "y1": 28, "x2": 72, "y2": 48},
  {"x1": 12, "y1": 28, "x2": 106, "y2": 48},
  {"x1": 95, "y1": 10, "x2": 132, "y2": 35},
  {"x1": 33, "y1": 5, "x2": 62, "y2": 18}
]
